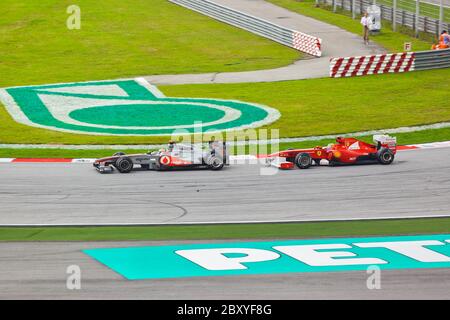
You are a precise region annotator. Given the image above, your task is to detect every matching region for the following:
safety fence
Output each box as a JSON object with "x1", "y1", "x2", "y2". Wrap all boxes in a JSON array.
[
  {"x1": 322, "y1": 0, "x2": 450, "y2": 35},
  {"x1": 414, "y1": 47, "x2": 450, "y2": 69},
  {"x1": 330, "y1": 48, "x2": 450, "y2": 77},
  {"x1": 169, "y1": 0, "x2": 322, "y2": 56}
]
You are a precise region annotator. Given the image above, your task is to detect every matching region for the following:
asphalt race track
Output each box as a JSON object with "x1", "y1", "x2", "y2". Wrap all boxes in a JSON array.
[
  {"x1": 1, "y1": 240, "x2": 450, "y2": 299},
  {"x1": 0, "y1": 147, "x2": 449, "y2": 226},
  {"x1": 1, "y1": 147, "x2": 450, "y2": 299}
]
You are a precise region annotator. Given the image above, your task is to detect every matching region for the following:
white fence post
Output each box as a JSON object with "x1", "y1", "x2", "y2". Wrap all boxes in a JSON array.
[
  {"x1": 393, "y1": 0, "x2": 397, "y2": 32},
  {"x1": 352, "y1": 0, "x2": 356, "y2": 19},
  {"x1": 415, "y1": 0, "x2": 420, "y2": 38},
  {"x1": 439, "y1": 0, "x2": 444, "y2": 35}
]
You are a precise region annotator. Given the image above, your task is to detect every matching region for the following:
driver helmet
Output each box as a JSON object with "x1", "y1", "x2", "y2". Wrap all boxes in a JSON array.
[{"x1": 168, "y1": 140, "x2": 176, "y2": 151}]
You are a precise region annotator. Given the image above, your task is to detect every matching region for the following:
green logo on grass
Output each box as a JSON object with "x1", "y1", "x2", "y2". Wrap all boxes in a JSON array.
[{"x1": 0, "y1": 78, "x2": 279, "y2": 136}]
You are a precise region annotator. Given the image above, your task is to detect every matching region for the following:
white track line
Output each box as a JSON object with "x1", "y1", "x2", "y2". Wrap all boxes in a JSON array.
[
  {"x1": 1, "y1": 214, "x2": 450, "y2": 227},
  {"x1": 1, "y1": 122, "x2": 450, "y2": 150}
]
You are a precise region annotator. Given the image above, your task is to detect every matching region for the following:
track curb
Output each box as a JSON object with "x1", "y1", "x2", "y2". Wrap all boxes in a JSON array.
[
  {"x1": 1, "y1": 141, "x2": 450, "y2": 163},
  {"x1": 1, "y1": 214, "x2": 449, "y2": 228}
]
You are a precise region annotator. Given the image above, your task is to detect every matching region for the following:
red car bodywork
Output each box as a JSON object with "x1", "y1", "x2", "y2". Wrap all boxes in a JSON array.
[{"x1": 266, "y1": 136, "x2": 397, "y2": 170}]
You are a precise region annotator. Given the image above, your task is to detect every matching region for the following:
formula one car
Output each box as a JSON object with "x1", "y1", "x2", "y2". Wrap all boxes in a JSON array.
[
  {"x1": 93, "y1": 141, "x2": 229, "y2": 173},
  {"x1": 266, "y1": 135, "x2": 397, "y2": 170}
]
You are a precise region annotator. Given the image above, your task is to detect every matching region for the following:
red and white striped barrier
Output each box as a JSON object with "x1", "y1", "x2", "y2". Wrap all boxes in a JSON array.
[
  {"x1": 330, "y1": 52, "x2": 415, "y2": 78},
  {"x1": 0, "y1": 141, "x2": 449, "y2": 163},
  {"x1": 292, "y1": 31, "x2": 322, "y2": 57}
]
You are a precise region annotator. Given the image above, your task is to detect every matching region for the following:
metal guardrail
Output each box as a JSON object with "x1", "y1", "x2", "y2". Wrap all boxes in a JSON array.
[
  {"x1": 414, "y1": 48, "x2": 450, "y2": 69},
  {"x1": 169, "y1": 0, "x2": 322, "y2": 56},
  {"x1": 329, "y1": 48, "x2": 450, "y2": 77},
  {"x1": 323, "y1": 0, "x2": 450, "y2": 35}
]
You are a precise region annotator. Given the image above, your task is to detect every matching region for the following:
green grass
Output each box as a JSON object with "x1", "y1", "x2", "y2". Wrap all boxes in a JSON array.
[
  {"x1": 163, "y1": 69, "x2": 450, "y2": 139},
  {"x1": 267, "y1": 0, "x2": 434, "y2": 51},
  {"x1": 1, "y1": 68, "x2": 449, "y2": 147},
  {"x1": 1, "y1": 217, "x2": 449, "y2": 241},
  {"x1": 0, "y1": 0, "x2": 448, "y2": 152},
  {"x1": 0, "y1": 0, "x2": 300, "y2": 88},
  {"x1": 377, "y1": 0, "x2": 450, "y2": 22},
  {"x1": 0, "y1": 0, "x2": 303, "y2": 147}
]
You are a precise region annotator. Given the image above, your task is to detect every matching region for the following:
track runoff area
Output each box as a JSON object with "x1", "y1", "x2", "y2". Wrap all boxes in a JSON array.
[{"x1": 1, "y1": 3, "x2": 449, "y2": 305}]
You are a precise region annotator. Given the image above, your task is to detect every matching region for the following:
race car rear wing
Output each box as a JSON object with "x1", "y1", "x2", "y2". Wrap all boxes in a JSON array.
[{"x1": 373, "y1": 135, "x2": 397, "y2": 149}]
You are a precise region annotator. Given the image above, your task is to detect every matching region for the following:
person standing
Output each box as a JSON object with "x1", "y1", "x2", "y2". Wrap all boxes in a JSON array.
[{"x1": 360, "y1": 12, "x2": 372, "y2": 45}]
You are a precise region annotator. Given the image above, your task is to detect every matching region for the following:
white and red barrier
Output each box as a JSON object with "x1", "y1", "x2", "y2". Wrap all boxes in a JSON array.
[
  {"x1": 292, "y1": 31, "x2": 322, "y2": 57},
  {"x1": 330, "y1": 52, "x2": 415, "y2": 78}
]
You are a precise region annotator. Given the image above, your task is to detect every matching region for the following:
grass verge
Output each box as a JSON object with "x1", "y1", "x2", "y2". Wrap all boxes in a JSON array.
[
  {"x1": 0, "y1": 217, "x2": 449, "y2": 242},
  {"x1": 1, "y1": 68, "x2": 449, "y2": 146},
  {"x1": 0, "y1": 0, "x2": 300, "y2": 88}
]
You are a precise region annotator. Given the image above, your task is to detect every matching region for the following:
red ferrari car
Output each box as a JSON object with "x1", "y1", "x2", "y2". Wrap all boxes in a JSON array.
[{"x1": 266, "y1": 135, "x2": 397, "y2": 170}]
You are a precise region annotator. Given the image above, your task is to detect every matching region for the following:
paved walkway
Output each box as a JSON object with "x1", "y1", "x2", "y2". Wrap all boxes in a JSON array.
[{"x1": 144, "y1": 0, "x2": 385, "y2": 84}]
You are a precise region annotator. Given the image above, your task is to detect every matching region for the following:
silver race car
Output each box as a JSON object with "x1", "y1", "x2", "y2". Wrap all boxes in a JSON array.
[{"x1": 93, "y1": 141, "x2": 229, "y2": 173}]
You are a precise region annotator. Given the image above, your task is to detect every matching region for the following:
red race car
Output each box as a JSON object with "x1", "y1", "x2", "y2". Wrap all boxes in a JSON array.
[{"x1": 266, "y1": 135, "x2": 397, "y2": 170}]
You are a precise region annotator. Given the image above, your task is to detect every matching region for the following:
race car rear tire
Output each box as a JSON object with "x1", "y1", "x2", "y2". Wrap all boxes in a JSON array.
[
  {"x1": 207, "y1": 156, "x2": 224, "y2": 170},
  {"x1": 377, "y1": 148, "x2": 395, "y2": 165},
  {"x1": 294, "y1": 153, "x2": 312, "y2": 169},
  {"x1": 113, "y1": 152, "x2": 126, "y2": 156},
  {"x1": 115, "y1": 156, "x2": 133, "y2": 173}
]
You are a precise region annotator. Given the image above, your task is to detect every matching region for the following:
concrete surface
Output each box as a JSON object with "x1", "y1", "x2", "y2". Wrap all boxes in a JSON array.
[
  {"x1": 0, "y1": 147, "x2": 449, "y2": 226},
  {"x1": 1, "y1": 240, "x2": 449, "y2": 299},
  {"x1": 144, "y1": 0, "x2": 385, "y2": 84}
]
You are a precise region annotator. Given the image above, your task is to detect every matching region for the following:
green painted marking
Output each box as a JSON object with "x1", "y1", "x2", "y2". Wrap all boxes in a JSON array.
[
  {"x1": 70, "y1": 103, "x2": 225, "y2": 127},
  {"x1": 0, "y1": 79, "x2": 279, "y2": 136},
  {"x1": 84, "y1": 234, "x2": 450, "y2": 280}
]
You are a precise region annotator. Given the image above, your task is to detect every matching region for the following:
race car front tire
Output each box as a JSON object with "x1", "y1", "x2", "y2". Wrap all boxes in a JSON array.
[
  {"x1": 207, "y1": 155, "x2": 224, "y2": 170},
  {"x1": 294, "y1": 153, "x2": 312, "y2": 169},
  {"x1": 115, "y1": 156, "x2": 134, "y2": 173},
  {"x1": 377, "y1": 148, "x2": 395, "y2": 165}
]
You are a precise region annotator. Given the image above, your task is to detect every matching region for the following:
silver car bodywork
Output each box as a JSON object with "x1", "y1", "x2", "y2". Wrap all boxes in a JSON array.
[{"x1": 93, "y1": 141, "x2": 229, "y2": 173}]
